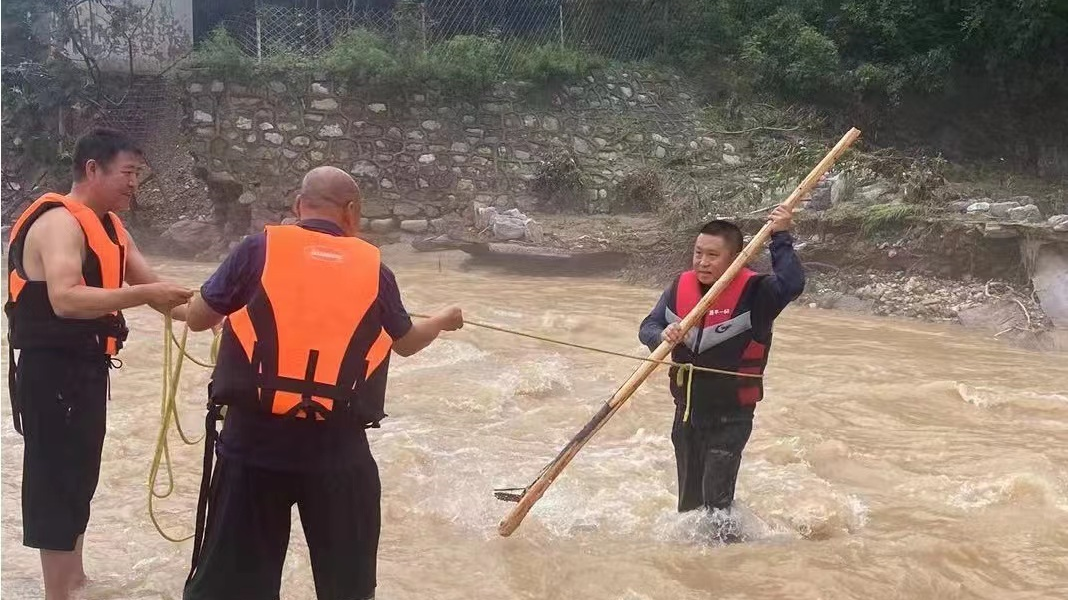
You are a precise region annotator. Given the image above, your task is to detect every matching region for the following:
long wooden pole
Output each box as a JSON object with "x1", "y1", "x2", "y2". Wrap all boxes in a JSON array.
[{"x1": 496, "y1": 127, "x2": 862, "y2": 537}]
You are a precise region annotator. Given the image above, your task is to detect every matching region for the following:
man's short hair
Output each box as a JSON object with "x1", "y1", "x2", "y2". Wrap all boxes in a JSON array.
[
  {"x1": 72, "y1": 128, "x2": 143, "y2": 182},
  {"x1": 698, "y1": 219, "x2": 743, "y2": 254}
]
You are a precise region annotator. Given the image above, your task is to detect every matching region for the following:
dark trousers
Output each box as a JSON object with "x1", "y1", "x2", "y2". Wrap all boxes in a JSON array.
[
  {"x1": 183, "y1": 456, "x2": 381, "y2": 600},
  {"x1": 15, "y1": 349, "x2": 109, "y2": 551},
  {"x1": 670, "y1": 407, "x2": 754, "y2": 512}
]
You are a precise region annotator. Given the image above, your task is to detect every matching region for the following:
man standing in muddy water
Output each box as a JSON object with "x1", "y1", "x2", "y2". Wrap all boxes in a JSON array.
[
  {"x1": 5, "y1": 127, "x2": 194, "y2": 600},
  {"x1": 180, "y1": 165, "x2": 462, "y2": 600},
  {"x1": 638, "y1": 205, "x2": 804, "y2": 539}
]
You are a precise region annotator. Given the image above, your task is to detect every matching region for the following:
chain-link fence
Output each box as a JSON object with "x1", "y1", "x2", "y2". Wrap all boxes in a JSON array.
[
  {"x1": 221, "y1": 4, "x2": 394, "y2": 58},
  {"x1": 213, "y1": 0, "x2": 662, "y2": 68}
]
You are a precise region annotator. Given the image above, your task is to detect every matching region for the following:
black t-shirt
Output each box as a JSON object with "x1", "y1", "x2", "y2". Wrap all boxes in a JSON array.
[{"x1": 199, "y1": 219, "x2": 413, "y2": 471}]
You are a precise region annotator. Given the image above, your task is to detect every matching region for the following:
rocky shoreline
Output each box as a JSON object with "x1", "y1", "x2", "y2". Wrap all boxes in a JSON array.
[
  {"x1": 404, "y1": 209, "x2": 1065, "y2": 352},
  {"x1": 797, "y1": 270, "x2": 1059, "y2": 347}
]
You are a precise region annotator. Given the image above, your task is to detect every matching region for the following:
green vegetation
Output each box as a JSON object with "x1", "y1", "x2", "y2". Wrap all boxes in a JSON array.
[
  {"x1": 652, "y1": 0, "x2": 1067, "y2": 164},
  {"x1": 825, "y1": 201, "x2": 924, "y2": 235},
  {"x1": 859, "y1": 203, "x2": 923, "y2": 235},
  {"x1": 513, "y1": 44, "x2": 607, "y2": 86},
  {"x1": 654, "y1": 0, "x2": 1066, "y2": 104},
  {"x1": 189, "y1": 27, "x2": 606, "y2": 96}
]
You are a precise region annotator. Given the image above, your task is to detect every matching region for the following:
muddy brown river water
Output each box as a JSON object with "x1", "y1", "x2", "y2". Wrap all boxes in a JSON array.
[{"x1": 3, "y1": 247, "x2": 1067, "y2": 599}]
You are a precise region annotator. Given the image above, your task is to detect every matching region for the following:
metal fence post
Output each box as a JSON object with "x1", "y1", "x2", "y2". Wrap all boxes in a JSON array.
[
  {"x1": 255, "y1": 11, "x2": 263, "y2": 63},
  {"x1": 420, "y1": 2, "x2": 427, "y2": 55},
  {"x1": 558, "y1": 0, "x2": 564, "y2": 49}
]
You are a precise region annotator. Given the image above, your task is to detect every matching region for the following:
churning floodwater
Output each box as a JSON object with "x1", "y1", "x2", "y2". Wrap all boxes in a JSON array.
[{"x1": 3, "y1": 245, "x2": 1067, "y2": 599}]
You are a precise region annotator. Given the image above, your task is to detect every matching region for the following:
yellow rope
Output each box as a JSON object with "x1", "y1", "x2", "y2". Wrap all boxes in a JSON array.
[
  {"x1": 677, "y1": 365, "x2": 697, "y2": 423},
  {"x1": 142, "y1": 309, "x2": 751, "y2": 540},
  {"x1": 408, "y1": 312, "x2": 762, "y2": 380},
  {"x1": 147, "y1": 316, "x2": 217, "y2": 543},
  {"x1": 169, "y1": 329, "x2": 218, "y2": 369}
]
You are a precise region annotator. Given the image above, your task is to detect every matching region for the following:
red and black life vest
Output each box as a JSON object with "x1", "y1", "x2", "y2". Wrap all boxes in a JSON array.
[
  {"x1": 664, "y1": 269, "x2": 771, "y2": 417},
  {"x1": 208, "y1": 225, "x2": 393, "y2": 427}
]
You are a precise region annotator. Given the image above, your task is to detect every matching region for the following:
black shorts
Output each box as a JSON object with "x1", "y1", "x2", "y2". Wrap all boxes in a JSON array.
[
  {"x1": 183, "y1": 456, "x2": 381, "y2": 600},
  {"x1": 15, "y1": 349, "x2": 109, "y2": 551}
]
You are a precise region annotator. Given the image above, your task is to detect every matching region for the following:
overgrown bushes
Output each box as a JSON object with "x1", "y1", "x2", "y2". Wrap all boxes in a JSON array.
[
  {"x1": 531, "y1": 149, "x2": 586, "y2": 212},
  {"x1": 614, "y1": 169, "x2": 663, "y2": 213},
  {"x1": 188, "y1": 27, "x2": 606, "y2": 94}
]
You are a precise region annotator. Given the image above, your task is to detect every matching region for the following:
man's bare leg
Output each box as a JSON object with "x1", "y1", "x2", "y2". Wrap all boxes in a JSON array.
[
  {"x1": 39, "y1": 536, "x2": 88, "y2": 600},
  {"x1": 72, "y1": 535, "x2": 88, "y2": 589},
  {"x1": 40, "y1": 546, "x2": 80, "y2": 600}
]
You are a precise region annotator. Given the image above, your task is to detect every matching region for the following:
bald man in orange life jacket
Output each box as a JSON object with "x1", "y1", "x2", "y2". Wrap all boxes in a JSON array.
[
  {"x1": 180, "y1": 166, "x2": 462, "y2": 600},
  {"x1": 5, "y1": 127, "x2": 193, "y2": 600},
  {"x1": 639, "y1": 206, "x2": 805, "y2": 540}
]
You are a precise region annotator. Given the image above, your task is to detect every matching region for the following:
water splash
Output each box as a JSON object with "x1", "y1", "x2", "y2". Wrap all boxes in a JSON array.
[
  {"x1": 391, "y1": 339, "x2": 488, "y2": 374},
  {"x1": 949, "y1": 473, "x2": 1068, "y2": 512}
]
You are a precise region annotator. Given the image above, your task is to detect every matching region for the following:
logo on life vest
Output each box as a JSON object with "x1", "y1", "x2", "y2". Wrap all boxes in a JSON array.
[{"x1": 306, "y1": 247, "x2": 345, "y2": 262}]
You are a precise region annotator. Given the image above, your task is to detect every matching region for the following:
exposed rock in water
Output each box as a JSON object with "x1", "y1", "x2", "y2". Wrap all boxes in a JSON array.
[
  {"x1": 957, "y1": 300, "x2": 1027, "y2": 331},
  {"x1": 161, "y1": 220, "x2": 221, "y2": 257},
  {"x1": 800, "y1": 271, "x2": 1049, "y2": 331}
]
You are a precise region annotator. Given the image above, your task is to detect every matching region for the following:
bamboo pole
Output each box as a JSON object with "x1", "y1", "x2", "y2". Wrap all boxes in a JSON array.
[{"x1": 496, "y1": 127, "x2": 862, "y2": 537}]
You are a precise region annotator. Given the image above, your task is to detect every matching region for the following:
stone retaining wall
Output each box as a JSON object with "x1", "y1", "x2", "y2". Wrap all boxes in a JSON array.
[{"x1": 181, "y1": 70, "x2": 731, "y2": 237}]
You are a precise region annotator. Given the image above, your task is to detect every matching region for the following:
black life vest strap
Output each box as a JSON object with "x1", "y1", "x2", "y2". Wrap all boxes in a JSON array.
[
  {"x1": 253, "y1": 373, "x2": 361, "y2": 409},
  {"x1": 234, "y1": 283, "x2": 387, "y2": 421},
  {"x1": 247, "y1": 343, "x2": 360, "y2": 418},
  {"x1": 8, "y1": 344, "x2": 22, "y2": 435},
  {"x1": 187, "y1": 402, "x2": 224, "y2": 583}
]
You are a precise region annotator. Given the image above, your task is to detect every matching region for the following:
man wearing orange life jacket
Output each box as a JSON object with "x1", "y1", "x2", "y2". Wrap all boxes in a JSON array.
[
  {"x1": 181, "y1": 166, "x2": 462, "y2": 600},
  {"x1": 5, "y1": 127, "x2": 193, "y2": 600},
  {"x1": 638, "y1": 206, "x2": 805, "y2": 540}
]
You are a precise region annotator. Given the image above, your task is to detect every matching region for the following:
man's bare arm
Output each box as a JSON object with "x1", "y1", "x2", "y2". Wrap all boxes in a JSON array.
[
  {"x1": 33, "y1": 210, "x2": 191, "y2": 318},
  {"x1": 123, "y1": 233, "x2": 191, "y2": 321},
  {"x1": 124, "y1": 234, "x2": 160, "y2": 285},
  {"x1": 392, "y1": 307, "x2": 463, "y2": 357},
  {"x1": 186, "y1": 294, "x2": 226, "y2": 332}
]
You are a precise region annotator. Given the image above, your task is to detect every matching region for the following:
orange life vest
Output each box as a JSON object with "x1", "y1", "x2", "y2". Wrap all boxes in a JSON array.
[
  {"x1": 208, "y1": 225, "x2": 394, "y2": 425},
  {"x1": 5, "y1": 193, "x2": 130, "y2": 356}
]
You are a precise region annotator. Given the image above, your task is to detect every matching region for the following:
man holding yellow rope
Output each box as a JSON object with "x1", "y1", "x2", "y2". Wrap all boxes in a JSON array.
[
  {"x1": 5, "y1": 128, "x2": 193, "y2": 600},
  {"x1": 638, "y1": 206, "x2": 804, "y2": 539},
  {"x1": 180, "y1": 166, "x2": 462, "y2": 600}
]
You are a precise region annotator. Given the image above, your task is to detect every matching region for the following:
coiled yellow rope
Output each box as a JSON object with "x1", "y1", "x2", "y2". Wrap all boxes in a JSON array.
[{"x1": 147, "y1": 316, "x2": 217, "y2": 542}]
